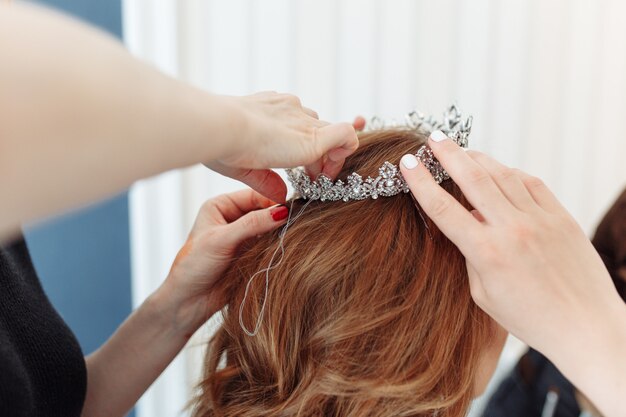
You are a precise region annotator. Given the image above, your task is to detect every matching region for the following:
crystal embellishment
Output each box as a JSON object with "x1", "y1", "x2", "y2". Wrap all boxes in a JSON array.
[{"x1": 286, "y1": 105, "x2": 472, "y2": 202}]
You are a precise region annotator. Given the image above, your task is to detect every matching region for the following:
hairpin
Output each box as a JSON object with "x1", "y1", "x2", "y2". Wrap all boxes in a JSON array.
[{"x1": 286, "y1": 105, "x2": 472, "y2": 202}]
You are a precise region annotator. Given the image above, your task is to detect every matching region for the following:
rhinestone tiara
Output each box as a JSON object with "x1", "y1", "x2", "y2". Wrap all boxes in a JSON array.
[{"x1": 286, "y1": 105, "x2": 472, "y2": 202}]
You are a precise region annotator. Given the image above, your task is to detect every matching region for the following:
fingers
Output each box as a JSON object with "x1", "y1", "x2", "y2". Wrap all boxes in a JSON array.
[
  {"x1": 511, "y1": 169, "x2": 565, "y2": 213},
  {"x1": 225, "y1": 204, "x2": 288, "y2": 245},
  {"x1": 304, "y1": 154, "x2": 344, "y2": 181},
  {"x1": 399, "y1": 154, "x2": 482, "y2": 248},
  {"x1": 302, "y1": 123, "x2": 358, "y2": 181},
  {"x1": 270, "y1": 92, "x2": 320, "y2": 121},
  {"x1": 470, "y1": 209, "x2": 486, "y2": 223},
  {"x1": 466, "y1": 150, "x2": 563, "y2": 213},
  {"x1": 352, "y1": 116, "x2": 366, "y2": 131},
  {"x1": 304, "y1": 156, "x2": 325, "y2": 181},
  {"x1": 315, "y1": 123, "x2": 359, "y2": 161},
  {"x1": 302, "y1": 106, "x2": 319, "y2": 119},
  {"x1": 207, "y1": 161, "x2": 287, "y2": 204},
  {"x1": 211, "y1": 189, "x2": 276, "y2": 224},
  {"x1": 321, "y1": 156, "x2": 345, "y2": 179},
  {"x1": 303, "y1": 115, "x2": 358, "y2": 179},
  {"x1": 466, "y1": 151, "x2": 537, "y2": 212},
  {"x1": 234, "y1": 168, "x2": 287, "y2": 204},
  {"x1": 426, "y1": 131, "x2": 512, "y2": 223}
]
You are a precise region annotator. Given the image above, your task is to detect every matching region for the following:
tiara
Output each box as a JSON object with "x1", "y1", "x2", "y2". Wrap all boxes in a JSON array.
[{"x1": 286, "y1": 105, "x2": 472, "y2": 202}]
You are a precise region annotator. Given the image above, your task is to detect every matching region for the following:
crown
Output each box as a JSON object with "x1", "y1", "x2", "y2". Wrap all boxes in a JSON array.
[{"x1": 286, "y1": 105, "x2": 472, "y2": 202}]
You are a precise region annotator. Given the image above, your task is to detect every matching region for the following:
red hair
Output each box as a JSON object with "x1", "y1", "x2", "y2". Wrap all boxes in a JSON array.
[{"x1": 192, "y1": 130, "x2": 495, "y2": 417}]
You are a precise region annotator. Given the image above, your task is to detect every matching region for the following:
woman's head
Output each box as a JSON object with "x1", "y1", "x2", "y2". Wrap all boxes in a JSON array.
[
  {"x1": 193, "y1": 129, "x2": 507, "y2": 417},
  {"x1": 592, "y1": 187, "x2": 626, "y2": 302}
]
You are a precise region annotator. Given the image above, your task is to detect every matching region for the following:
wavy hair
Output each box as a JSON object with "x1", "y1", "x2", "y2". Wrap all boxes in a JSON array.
[{"x1": 192, "y1": 129, "x2": 496, "y2": 417}]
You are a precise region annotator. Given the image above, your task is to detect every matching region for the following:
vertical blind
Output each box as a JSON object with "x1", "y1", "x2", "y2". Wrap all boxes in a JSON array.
[{"x1": 123, "y1": 1, "x2": 626, "y2": 416}]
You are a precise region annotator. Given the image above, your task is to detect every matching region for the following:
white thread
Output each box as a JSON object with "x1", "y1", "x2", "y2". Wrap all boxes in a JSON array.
[{"x1": 239, "y1": 198, "x2": 314, "y2": 336}]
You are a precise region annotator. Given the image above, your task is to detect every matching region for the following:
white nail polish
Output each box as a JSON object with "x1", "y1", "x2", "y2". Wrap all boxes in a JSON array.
[
  {"x1": 430, "y1": 130, "x2": 449, "y2": 142},
  {"x1": 401, "y1": 154, "x2": 419, "y2": 170}
]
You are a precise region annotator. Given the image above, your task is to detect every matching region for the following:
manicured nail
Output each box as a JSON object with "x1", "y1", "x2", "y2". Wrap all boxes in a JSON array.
[
  {"x1": 430, "y1": 130, "x2": 449, "y2": 142},
  {"x1": 270, "y1": 205, "x2": 289, "y2": 221},
  {"x1": 401, "y1": 154, "x2": 419, "y2": 170}
]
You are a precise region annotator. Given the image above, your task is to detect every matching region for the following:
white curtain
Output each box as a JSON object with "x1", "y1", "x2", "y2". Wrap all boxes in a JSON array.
[{"x1": 123, "y1": 1, "x2": 626, "y2": 416}]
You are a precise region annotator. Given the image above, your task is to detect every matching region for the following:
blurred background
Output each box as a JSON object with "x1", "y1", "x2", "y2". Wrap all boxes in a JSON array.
[{"x1": 27, "y1": 0, "x2": 626, "y2": 417}]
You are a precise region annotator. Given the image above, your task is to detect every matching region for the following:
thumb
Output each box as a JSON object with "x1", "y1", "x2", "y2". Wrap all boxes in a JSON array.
[
  {"x1": 223, "y1": 204, "x2": 288, "y2": 246},
  {"x1": 316, "y1": 123, "x2": 359, "y2": 162}
]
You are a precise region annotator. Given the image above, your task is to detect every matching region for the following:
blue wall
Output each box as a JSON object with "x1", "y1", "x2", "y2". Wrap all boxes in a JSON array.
[
  {"x1": 34, "y1": 0, "x2": 123, "y2": 37},
  {"x1": 23, "y1": 1, "x2": 134, "y2": 415},
  {"x1": 25, "y1": 194, "x2": 131, "y2": 356}
]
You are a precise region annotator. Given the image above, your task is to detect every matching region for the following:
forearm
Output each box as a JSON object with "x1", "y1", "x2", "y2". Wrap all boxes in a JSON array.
[
  {"x1": 82, "y1": 284, "x2": 213, "y2": 417},
  {"x1": 548, "y1": 298, "x2": 626, "y2": 417},
  {"x1": 0, "y1": 3, "x2": 238, "y2": 239}
]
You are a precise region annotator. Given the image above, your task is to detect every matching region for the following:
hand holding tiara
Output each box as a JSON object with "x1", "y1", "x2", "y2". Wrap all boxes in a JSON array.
[{"x1": 286, "y1": 105, "x2": 472, "y2": 202}]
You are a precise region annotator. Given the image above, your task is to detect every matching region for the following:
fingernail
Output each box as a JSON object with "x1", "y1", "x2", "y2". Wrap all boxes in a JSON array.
[
  {"x1": 270, "y1": 205, "x2": 289, "y2": 221},
  {"x1": 430, "y1": 130, "x2": 449, "y2": 142},
  {"x1": 401, "y1": 154, "x2": 419, "y2": 170}
]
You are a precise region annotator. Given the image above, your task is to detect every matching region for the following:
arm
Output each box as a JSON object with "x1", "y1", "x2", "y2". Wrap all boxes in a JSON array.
[
  {"x1": 0, "y1": 2, "x2": 224, "y2": 234},
  {"x1": 82, "y1": 190, "x2": 287, "y2": 417},
  {"x1": 82, "y1": 288, "x2": 204, "y2": 417},
  {"x1": 0, "y1": 3, "x2": 357, "y2": 240},
  {"x1": 399, "y1": 133, "x2": 626, "y2": 417},
  {"x1": 553, "y1": 300, "x2": 626, "y2": 417}
]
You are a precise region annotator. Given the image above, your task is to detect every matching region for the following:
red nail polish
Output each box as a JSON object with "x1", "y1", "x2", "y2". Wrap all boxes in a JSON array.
[{"x1": 270, "y1": 205, "x2": 289, "y2": 221}]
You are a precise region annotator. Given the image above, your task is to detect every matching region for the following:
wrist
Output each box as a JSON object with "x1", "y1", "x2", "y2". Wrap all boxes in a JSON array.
[
  {"x1": 549, "y1": 298, "x2": 626, "y2": 416},
  {"x1": 204, "y1": 94, "x2": 248, "y2": 162},
  {"x1": 147, "y1": 279, "x2": 216, "y2": 340},
  {"x1": 175, "y1": 90, "x2": 244, "y2": 164},
  {"x1": 553, "y1": 296, "x2": 625, "y2": 362},
  {"x1": 152, "y1": 77, "x2": 243, "y2": 167}
]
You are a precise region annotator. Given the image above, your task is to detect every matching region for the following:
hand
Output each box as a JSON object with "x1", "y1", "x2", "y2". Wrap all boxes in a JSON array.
[
  {"x1": 208, "y1": 92, "x2": 359, "y2": 201},
  {"x1": 398, "y1": 133, "x2": 623, "y2": 349},
  {"x1": 296, "y1": 115, "x2": 367, "y2": 185},
  {"x1": 156, "y1": 189, "x2": 289, "y2": 334},
  {"x1": 399, "y1": 133, "x2": 626, "y2": 416},
  {"x1": 219, "y1": 92, "x2": 358, "y2": 170}
]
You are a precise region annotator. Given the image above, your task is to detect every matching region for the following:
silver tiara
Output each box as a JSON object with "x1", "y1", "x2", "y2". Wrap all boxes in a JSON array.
[{"x1": 286, "y1": 105, "x2": 472, "y2": 202}]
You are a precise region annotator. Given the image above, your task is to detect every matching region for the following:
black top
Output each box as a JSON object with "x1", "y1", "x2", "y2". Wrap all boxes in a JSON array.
[
  {"x1": 481, "y1": 348, "x2": 581, "y2": 417},
  {"x1": 0, "y1": 236, "x2": 86, "y2": 417}
]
